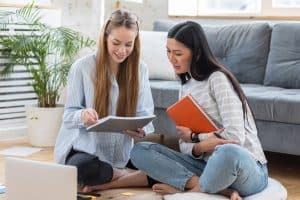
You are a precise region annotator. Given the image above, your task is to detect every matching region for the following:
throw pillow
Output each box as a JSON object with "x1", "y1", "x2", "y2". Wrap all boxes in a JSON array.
[{"x1": 140, "y1": 31, "x2": 177, "y2": 80}]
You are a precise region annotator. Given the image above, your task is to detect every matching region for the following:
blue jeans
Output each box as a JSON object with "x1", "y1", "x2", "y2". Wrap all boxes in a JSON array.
[{"x1": 130, "y1": 142, "x2": 268, "y2": 197}]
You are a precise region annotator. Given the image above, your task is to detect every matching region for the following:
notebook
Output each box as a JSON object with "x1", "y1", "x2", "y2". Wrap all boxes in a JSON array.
[
  {"x1": 166, "y1": 94, "x2": 218, "y2": 133},
  {"x1": 87, "y1": 115, "x2": 156, "y2": 132},
  {"x1": 5, "y1": 157, "x2": 77, "y2": 200}
]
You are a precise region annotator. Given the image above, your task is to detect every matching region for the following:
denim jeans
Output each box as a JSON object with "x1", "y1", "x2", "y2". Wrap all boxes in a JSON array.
[{"x1": 130, "y1": 142, "x2": 268, "y2": 197}]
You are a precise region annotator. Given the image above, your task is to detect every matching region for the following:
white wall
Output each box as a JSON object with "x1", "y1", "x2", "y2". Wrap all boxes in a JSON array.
[
  {"x1": 50, "y1": 0, "x2": 290, "y2": 40},
  {"x1": 51, "y1": 0, "x2": 169, "y2": 38},
  {"x1": 104, "y1": 0, "x2": 168, "y2": 31},
  {"x1": 52, "y1": 0, "x2": 104, "y2": 39}
]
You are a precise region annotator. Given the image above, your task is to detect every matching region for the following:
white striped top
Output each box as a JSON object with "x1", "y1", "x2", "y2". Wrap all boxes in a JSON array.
[
  {"x1": 54, "y1": 53, "x2": 154, "y2": 167},
  {"x1": 179, "y1": 71, "x2": 267, "y2": 164}
]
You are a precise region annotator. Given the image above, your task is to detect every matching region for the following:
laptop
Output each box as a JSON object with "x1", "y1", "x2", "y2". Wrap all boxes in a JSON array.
[{"x1": 5, "y1": 157, "x2": 77, "y2": 200}]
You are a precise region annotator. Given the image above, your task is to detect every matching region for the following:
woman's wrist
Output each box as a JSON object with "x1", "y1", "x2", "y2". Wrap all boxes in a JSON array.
[{"x1": 190, "y1": 132, "x2": 200, "y2": 143}]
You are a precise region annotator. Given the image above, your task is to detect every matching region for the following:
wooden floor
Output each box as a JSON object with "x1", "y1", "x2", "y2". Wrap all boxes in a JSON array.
[{"x1": 0, "y1": 138, "x2": 299, "y2": 200}]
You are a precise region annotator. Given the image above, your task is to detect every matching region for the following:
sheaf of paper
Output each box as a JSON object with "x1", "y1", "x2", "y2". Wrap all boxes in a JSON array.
[
  {"x1": 0, "y1": 146, "x2": 42, "y2": 157},
  {"x1": 0, "y1": 183, "x2": 5, "y2": 194}
]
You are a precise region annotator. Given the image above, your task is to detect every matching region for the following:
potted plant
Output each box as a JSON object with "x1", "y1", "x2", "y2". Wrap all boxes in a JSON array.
[{"x1": 0, "y1": 3, "x2": 95, "y2": 146}]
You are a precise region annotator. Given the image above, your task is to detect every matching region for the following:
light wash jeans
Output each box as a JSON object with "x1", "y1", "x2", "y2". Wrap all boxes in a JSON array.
[{"x1": 130, "y1": 142, "x2": 268, "y2": 197}]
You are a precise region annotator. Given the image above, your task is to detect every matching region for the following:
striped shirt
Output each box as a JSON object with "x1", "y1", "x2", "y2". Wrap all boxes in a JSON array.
[
  {"x1": 179, "y1": 71, "x2": 267, "y2": 164},
  {"x1": 54, "y1": 53, "x2": 154, "y2": 167}
]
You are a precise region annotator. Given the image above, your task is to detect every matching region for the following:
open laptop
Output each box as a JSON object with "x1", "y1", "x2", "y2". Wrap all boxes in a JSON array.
[{"x1": 5, "y1": 157, "x2": 77, "y2": 200}]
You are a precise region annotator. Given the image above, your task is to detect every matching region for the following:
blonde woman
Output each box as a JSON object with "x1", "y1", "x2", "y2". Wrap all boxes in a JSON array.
[{"x1": 54, "y1": 9, "x2": 156, "y2": 192}]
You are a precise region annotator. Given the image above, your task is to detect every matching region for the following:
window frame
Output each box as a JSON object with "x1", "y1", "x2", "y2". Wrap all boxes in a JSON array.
[
  {"x1": 0, "y1": 1, "x2": 55, "y2": 9},
  {"x1": 262, "y1": 0, "x2": 300, "y2": 16},
  {"x1": 168, "y1": 0, "x2": 300, "y2": 19}
]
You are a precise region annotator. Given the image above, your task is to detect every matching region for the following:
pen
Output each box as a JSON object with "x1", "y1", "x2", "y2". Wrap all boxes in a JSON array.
[
  {"x1": 213, "y1": 132, "x2": 223, "y2": 139},
  {"x1": 77, "y1": 192, "x2": 101, "y2": 197},
  {"x1": 77, "y1": 194, "x2": 97, "y2": 200}
]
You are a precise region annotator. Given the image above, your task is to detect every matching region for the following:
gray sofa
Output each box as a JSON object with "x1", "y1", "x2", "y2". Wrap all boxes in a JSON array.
[{"x1": 145, "y1": 20, "x2": 300, "y2": 156}]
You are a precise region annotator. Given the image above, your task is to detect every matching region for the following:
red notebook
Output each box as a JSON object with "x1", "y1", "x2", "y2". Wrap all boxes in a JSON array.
[{"x1": 166, "y1": 94, "x2": 218, "y2": 133}]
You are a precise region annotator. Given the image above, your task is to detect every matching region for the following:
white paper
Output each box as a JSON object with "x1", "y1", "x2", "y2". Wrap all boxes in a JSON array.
[
  {"x1": 0, "y1": 146, "x2": 42, "y2": 157},
  {"x1": 0, "y1": 183, "x2": 5, "y2": 194},
  {"x1": 87, "y1": 115, "x2": 156, "y2": 132}
]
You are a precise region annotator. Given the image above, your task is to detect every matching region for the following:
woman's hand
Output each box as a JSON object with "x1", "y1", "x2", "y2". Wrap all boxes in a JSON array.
[
  {"x1": 197, "y1": 129, "x2": 238, "y2": 153},
  {"x1": 176, "y1": 126, "x2": 192, "y2": 142},
  {"x1": 124, "y1": 128, "x2": 145, "y2": 140},
  {"x1": 82, "y1": 108, "x2": 99, "y2": 126}
]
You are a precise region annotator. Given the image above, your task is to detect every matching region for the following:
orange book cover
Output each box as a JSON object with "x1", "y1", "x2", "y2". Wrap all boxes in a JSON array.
[{"x1": 166, "y1": 94, "x2": 218, "y2": 133}]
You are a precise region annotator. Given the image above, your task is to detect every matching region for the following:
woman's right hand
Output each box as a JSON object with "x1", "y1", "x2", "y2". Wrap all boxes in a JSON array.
[
  {"x1": 199, "y1": 134, "x2": 237, "y2": 153},
  {"x1": 192, "y1": 129, "x2": 238, "y2": 156},
  {"x1": 82, "y1": 108, "x2": 99, "y2": 126}
]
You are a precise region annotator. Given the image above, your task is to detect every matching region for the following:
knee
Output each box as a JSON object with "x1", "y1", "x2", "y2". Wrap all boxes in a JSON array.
[
  {"x1": 216, "y1": 143, "x2": 240, "y2": 153},
  {"x1": 67, "y1": 153, "x2": 112, "y2": 186},
  {"x1": 130, "y1": 141, "x2": 167, "y2": 169},
  {"x1": 130, "y1": 142, "x2": 154, "y2": 164},
  {"x1": 214, "y1": 144, "x2": 244, "y2": 162},
  {"x1": 66, "y1": 152, "x2": 96, "y2": 170}
]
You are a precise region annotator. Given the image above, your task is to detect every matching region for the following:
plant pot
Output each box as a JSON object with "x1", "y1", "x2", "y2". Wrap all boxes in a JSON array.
[{"x1": 25, "y1": 104, "x2": 64, "y2": 147}]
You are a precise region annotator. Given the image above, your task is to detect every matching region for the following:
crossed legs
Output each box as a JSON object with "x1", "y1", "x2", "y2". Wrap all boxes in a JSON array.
[
  {"x1": 130, "y1": 142, "x2": 268, "y2": 199},
  {"x1": 66, "y1": 149, "x2": 157, "y2": 193}
]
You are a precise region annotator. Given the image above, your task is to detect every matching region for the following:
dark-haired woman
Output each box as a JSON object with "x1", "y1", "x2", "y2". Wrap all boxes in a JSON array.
[
  {"x1": 130, "y1": 21, "x2": 268, "y2": 200},
  {"x1": 54, "y1": 9, "x2": 156, "y2": 192}
]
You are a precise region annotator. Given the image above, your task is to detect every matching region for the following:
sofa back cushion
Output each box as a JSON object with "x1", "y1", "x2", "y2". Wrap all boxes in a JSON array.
[
  {"x1": 264, "y1": 23, "x2": 300, "y2": 89},
  {"x1": 140, "y1": 31, "x2": 177, "y2": 80},
  {"x1": 153, "y1": 20, "x2": 272, "y2": 84}
]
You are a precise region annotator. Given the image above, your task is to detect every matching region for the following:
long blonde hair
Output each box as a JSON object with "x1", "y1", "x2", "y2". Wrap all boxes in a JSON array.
[{"x1": 94, "y1": 9, "x2": 140, "y2": 118}]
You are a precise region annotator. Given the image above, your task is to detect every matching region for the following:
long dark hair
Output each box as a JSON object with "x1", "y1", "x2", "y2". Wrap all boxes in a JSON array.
[{"x1": 168, "y1": 21, "x2": 248, "y2": 120}]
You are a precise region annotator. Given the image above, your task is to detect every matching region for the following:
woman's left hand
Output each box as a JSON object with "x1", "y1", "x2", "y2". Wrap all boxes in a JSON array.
[
  {"x1": 124, "y1": 128, "x2": 145, "y2": 139},
  {"x1": 176, "y1": 126, "x2": 192, "y2": 142}
]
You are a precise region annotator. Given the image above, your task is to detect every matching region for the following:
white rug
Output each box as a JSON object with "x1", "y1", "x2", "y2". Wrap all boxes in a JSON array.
[{"x1": 164, "y1": 178, "x2": 287, "y2": 200}]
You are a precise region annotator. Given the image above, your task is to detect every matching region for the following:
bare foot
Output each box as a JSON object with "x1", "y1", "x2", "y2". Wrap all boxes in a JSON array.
[
  {"x1": 111, "y1": 168, "x2": 132, "y2": 181},
  {"x1": 80, "y1": 168, "x2": 132, "y2": 193},
  {"x1": 80, "y1": 169, "x2": 148, "y2": 192},
  {"x1": 86, "y1": 181, "x2": 114, "y2": 191},
  {"x1": 230, "y1": 191, "x2": 243, "y2": 200},
  {"x1": 80, "y1": 181, "x2": 113, "y2": 192},
  {"x1": 152, "y1": 183, "x2": 181, "y2": 195},
  {"x1": 81, "y1": 185, "x2": 92, "y2": 193},
  {"x1": 124, "y1": 167, "x2": 136, "y2": 173}
]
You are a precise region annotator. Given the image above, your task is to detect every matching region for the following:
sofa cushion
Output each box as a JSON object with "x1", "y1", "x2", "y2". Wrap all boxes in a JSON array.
[
  {"x1": 150, "y1": 80, "x2": 300, "y2": 125},
  {"x1": 204, "y1": 23, "x2": 271, "y2": 84},
  {"x1": 242, "y1": 84, "x2": 300, "y2": 124},
  {"x1": 150, "y1": 80, "x2": 180, "y2": 108},
  {"x1": 153, "y1": 20, "x2": 271, "y2": 84},
  {"x1": 153, "y1": 19, "x2": 177, "y2": 31},
  {"x1": 264, "y1": 23, "x2": 300, "y2": 89},
  {"x1": 140, "y1": 31, "x2": 176, "y2": 80}
]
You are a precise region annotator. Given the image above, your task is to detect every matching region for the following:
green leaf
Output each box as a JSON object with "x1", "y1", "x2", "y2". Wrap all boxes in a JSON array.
[{"x1": 0, "y1": 2, "x2": 96, "y2": 107}]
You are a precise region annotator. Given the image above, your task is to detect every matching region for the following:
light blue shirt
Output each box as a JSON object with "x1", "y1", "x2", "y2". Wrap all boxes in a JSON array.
[{"x1": 54, "y1": 53, "x2": 154, "y2": 167}]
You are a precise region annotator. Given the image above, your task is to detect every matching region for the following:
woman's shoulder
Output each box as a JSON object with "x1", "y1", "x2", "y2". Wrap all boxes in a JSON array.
[
  {"x1": 71, "y1": 53, "x2": 96, "y2": 73},
  {"x1": 209, "y1": 71, "x2": 229, "y2": 83},
  {"x1": 139, "y1": 60, "x2": 149, "y2": 76},
  {"x1": 139, "y1": 60, "x2": 147, "y2": 70}
]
